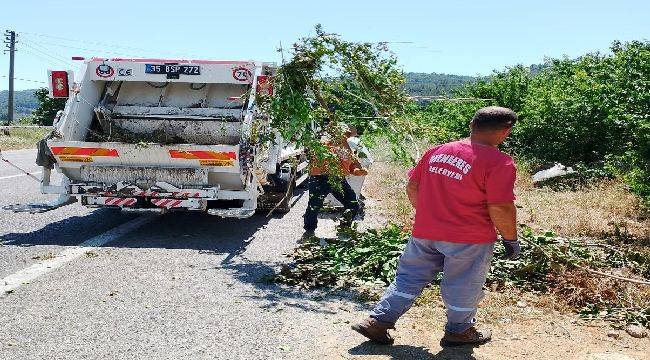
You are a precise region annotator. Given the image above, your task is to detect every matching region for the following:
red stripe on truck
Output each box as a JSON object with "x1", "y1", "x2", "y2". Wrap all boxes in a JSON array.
[
  {"x1": 51, "y1": 147, "x2": 119, "y2": 157},
  {"x1": 169, "y1": 150, "x2": 236, "y2": 160},
  {"x1": 107, "y1": 58, "x2": 252, "y2": 65}
]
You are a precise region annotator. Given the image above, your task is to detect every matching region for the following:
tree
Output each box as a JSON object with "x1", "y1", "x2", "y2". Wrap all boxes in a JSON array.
[{"x1": 32, "y1": 88, "x2": 66, "y2": 126}]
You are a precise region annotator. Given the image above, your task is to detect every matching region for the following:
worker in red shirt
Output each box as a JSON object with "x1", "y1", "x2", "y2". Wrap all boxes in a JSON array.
[{"x1": 352, "y1": 107, "x2": 520, "y2": 347}]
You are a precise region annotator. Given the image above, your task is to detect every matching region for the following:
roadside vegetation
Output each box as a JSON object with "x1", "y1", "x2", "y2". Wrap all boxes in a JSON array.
[
  {"x1": 412, "y1": 40, "x2": 650, "y2": 207},
  {"x1": 275, "y1": 31, "x2": 649, "y2": 331},
  {"x1": 0, "y1": 127, "x2": 50, "y2": 150},
  {"x1": 279, "y1": 156, "x2": 650, "y2": 328},
  {"x1": 0, "y1": 86, "x2": 70, "y2": 150}
]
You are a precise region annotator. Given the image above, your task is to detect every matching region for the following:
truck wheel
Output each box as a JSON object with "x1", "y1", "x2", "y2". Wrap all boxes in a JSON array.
[{"x1": 274, "y1": 178, "x2": 295, "y2": 213}]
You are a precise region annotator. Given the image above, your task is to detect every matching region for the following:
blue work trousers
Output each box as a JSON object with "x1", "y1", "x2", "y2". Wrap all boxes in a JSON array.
[
  {"x1": 303, "y1": 175, "x2": 359, "y2": 231},
  {"x1": 370, "y1": 237, "x2": 495, "y2": 334}
]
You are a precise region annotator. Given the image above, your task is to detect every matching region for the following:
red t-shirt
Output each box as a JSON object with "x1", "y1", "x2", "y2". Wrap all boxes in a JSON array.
[{"x1": 408, "y1": 139, "x2": 516, "y2": 243}]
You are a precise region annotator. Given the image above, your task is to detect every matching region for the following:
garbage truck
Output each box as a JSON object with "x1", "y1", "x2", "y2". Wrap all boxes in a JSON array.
[{"x1": 23, "y1": 57, "x2": 308, "y2": 218}]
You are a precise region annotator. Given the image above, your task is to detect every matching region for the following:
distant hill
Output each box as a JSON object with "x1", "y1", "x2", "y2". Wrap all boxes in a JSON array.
[
  {"x1": 403, "y1": 72, "x2": 476, "y2": 96},
  {"x1": 403, "y1": 64, "x2": 547, "y2": 97},
  {"x1": 0, "y1": 67, "x2": 540, "y2": 120},
  {"x1": 0, "y1": 88, "x2": 39, "y2": 121}
]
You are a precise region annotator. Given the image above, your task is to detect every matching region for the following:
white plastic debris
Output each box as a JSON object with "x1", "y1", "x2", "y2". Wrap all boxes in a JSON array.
[
  {"x1": 325, "y1": 136, "x2": 373, "y2": 207},
  {"x1": 532, "y1": 163, "x2": 575, "y2": 183}
]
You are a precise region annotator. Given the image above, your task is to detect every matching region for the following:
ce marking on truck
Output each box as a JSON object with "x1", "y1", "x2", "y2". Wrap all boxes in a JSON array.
[{"x1": 117, "y1": 68, "x2": 132, "y2": 76}]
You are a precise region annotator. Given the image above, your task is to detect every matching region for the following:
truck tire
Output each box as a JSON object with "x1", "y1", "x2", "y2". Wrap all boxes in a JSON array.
[{"x1": 274, "y1": 177, "x2": 295, "y2": 213}]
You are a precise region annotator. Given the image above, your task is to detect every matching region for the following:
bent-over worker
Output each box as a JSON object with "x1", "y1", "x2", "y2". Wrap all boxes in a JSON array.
[{"x1": 303, "y1": 128, "x2": 367, "y2": 237}]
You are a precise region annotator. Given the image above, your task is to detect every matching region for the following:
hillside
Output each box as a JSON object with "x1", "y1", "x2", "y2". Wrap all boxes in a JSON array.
[
  {"x1": 0, "y1": 88, "x2": 39, "y2": 120},
  {"x1": 403, "y1": 72, "x2": 476, "y2": 96},
  {"x1": 0, "y1": 68, "x2": 532, "y2": 120},
  {"x1": 0, "y1": 73, "x2": 477, "y2": 120}
]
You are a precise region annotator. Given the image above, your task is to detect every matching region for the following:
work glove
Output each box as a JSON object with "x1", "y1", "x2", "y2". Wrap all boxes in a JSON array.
[
  {"x1": 502, "y1": 239, "x2": 521, "y2": 260},
  {"x1": 351, "y1": 168, "x2": 368, "y2": 176}
]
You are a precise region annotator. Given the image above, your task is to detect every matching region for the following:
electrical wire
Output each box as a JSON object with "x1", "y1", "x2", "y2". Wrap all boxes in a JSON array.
[
  {"x1": 20, "y1": 36, "x2": 146, "y2": 58},
  {"x1": 16, "y1": 31, "x2": 205, "y2": 59},
  {"x1": 19, "y1": 37, "x2": 87, "y2": 75},
  {"x1": 20, "y1": 38, "x2": 78, "y2": 66},
  {"x1": 0, "y1": 75, "x2": 46, "y2": 84},
  {"x1": 16, "y1": 31, "x2": 157, "y2": 54},
  {"x1": 20, "y1": 48, "x2": 73, "y2": 70},
  {"x1": 20, "y1": 41, "x2": 76, "y2": 69}
]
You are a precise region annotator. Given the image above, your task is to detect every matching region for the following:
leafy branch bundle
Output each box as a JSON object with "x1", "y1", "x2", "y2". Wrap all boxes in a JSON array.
[
  {"x1": 277, "y1": 224, "x2": 650, "y2": 327},
  {"x1": 258, "y1": 25, "x2": 414, "y2": 168}
]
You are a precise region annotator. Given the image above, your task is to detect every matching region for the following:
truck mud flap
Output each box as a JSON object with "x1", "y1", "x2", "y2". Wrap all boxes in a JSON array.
[
  {"x1": 3, "y1": 197, "x2": 77, "y2": 214},
  {"x1": 207, "y1": 208, "x2": 255, "y2": 218}
]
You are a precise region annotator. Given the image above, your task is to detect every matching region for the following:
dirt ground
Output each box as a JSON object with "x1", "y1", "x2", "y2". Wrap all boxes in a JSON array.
[{"x1": 319, "y1": 289, "x2": 649, "y2": 360}]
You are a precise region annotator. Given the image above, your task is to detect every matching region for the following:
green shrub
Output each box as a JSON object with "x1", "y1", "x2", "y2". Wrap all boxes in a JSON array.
[
  {"x1": 403, "y1": 100, "x2": 491, "y2": 146},
  {"x1": 32, "y1": 88, "x2": 66, "y2": 126},
  {"x1": 276, "y1": 224, "x2": 409, "y2": 288},
  {"x1": 416, "y1": 40, "x2": 650, "y2": 205}
]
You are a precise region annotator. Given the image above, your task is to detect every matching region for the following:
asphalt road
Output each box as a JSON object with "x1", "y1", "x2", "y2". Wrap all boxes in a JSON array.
[{"x1": 0, "y1": 149, "x2": 371, "y2": 360}]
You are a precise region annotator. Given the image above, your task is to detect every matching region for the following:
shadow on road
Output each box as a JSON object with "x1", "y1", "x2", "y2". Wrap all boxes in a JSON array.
[
  {"x1": 0, "y1": 208, "x2": 139, "y2": 247},
  {"x1": 219, "y1": 261, "x2": 362, "y2": 315},
  {"x1": 1, "y1": 192, "x2": 304, "y2": 256},
  {"x1": 349, "y1": 341, "x2": 478, "y2": 360},
  {"x1": 2, "y1": 188, "x2": 364, "y2": 316}
]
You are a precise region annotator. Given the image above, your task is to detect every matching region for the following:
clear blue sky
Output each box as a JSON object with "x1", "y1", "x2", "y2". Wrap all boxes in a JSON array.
[{"x1": 1, "y1": 0, "x2": 648, "y2": 90}]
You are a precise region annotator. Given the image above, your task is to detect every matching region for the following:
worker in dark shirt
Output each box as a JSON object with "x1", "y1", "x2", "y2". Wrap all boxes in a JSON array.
[{"x1": 303, "y1": 127, "x2": 367, "y2": 237}]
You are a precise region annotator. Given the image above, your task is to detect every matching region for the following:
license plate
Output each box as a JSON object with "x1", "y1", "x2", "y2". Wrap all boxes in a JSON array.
[{"x1": 145, "y1": 64, "x2": 201, "y2": 76}]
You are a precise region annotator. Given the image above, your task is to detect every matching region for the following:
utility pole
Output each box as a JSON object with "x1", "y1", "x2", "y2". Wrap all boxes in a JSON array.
[{"x1": 4, "y1": 30, "x2": 16, "y2": 125}]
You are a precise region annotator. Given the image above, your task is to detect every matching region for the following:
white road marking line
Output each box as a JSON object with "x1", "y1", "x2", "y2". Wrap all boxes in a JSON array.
[
  {"x1": 1, "y1": 213, "x2": 157, "y2": 295},
  {"x1": 0, "y1": 171, "x2": 42, "y2": 181}
]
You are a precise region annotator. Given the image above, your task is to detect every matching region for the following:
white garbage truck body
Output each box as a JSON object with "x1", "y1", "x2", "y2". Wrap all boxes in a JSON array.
[{"x1": 38, "y1": 57, "x2": 306, "y2": 217}]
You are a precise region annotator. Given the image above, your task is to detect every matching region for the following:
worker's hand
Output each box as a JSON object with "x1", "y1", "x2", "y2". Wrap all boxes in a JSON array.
[
  {"x1": 502, "y1": 239, "x2": 521, "y2": 260},
  {"x1": 351, "y1": 168, "x2": 368, "y2": 176}
]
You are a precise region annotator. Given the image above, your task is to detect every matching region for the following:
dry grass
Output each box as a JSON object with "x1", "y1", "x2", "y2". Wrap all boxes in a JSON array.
[
  {"x1": 364, "y1": 156, "x2": 649, "y2": 242},
  {"x1": 0, "y1": 127, "x2": 50, "y2": 150},
  {"x1": 362, "y1": 161, "x2": 413, "y2": 228},
  {"x1": 546, "y1": 268, "x2": 650, "y2": 311},
  {"x1": 516, "y1": 178, "x2": 649, "y2": 242}
]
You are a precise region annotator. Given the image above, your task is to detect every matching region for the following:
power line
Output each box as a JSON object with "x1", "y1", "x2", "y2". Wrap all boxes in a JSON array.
[
  {"x1": 20, "y1": 38, "x2": 76, "y2": 67},
  {"x1": 20, "y1": 36, "x2": 146, "y2": 58},
  {"x1": 21, "y1": 48, "x2": 72, "y2": 70},
  {"x1": 16, "y1": 30, "x2": 157, "y2": 53},
  {"x1": 20, "y1": 42, "x2": 76, "y2": 69},
  {"x1": 0, "y1": 75, "x2": 46, "y2": 84},
  {"x1": 21, "y1": 42, "x2": 74, "y2": 66},
  {"x1": 17, "y1": 31, "x2": 200, "y2": 59},
  {"x1": 21, "y1": 48, "x2": 71, "y2": 69}
]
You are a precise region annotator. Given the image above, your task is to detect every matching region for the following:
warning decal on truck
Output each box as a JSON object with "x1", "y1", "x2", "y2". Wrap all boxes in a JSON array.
[
  {"x1": 169, "y1": 150, "x2": 236, "y2": 166},
  {"x1": 58, "y1": 155, "x2": 94, "y2": 163},
  {"x1": 198, "y1": 159, "x2": 234, "y2": 166},
  {"x1": 51, "y1": 147, "x2": 119, "y2": 162}
]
